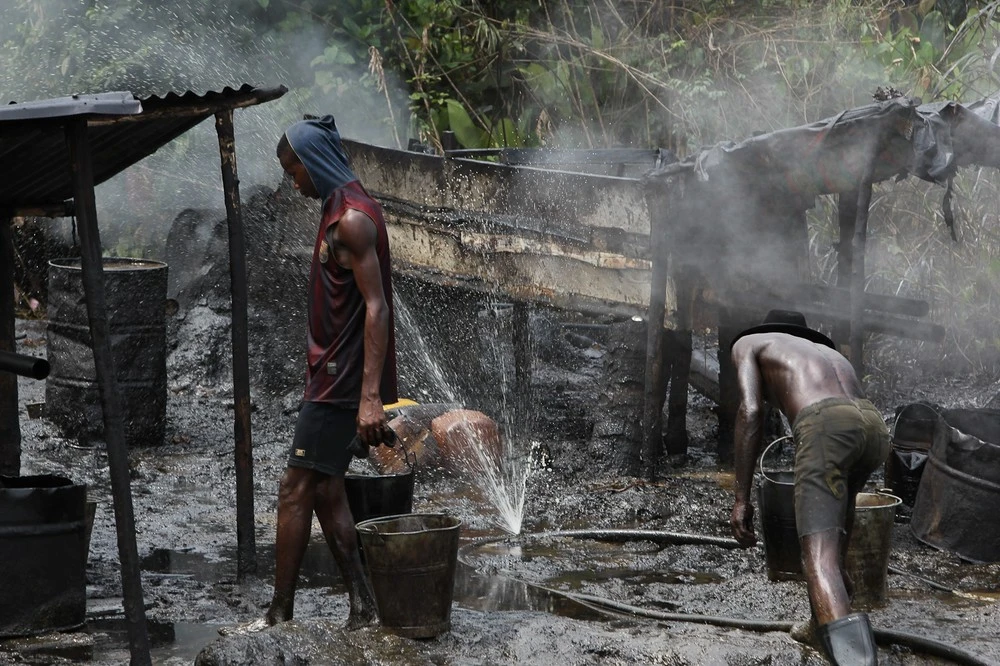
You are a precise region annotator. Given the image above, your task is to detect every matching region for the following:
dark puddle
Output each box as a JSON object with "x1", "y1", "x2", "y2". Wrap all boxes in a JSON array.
[{"x1": 114, "y1": 532, "x2": 676, "y2": 658}]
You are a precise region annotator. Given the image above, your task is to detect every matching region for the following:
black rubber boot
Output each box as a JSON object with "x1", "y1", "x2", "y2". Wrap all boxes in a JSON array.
[{"x1": 817, "y1": 613, "x2": 878, "y2": 665}]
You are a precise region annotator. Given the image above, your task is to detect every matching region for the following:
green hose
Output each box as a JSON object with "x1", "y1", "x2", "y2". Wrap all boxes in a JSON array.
[{"x1": 458, "y1": 529, "x2": 997, "y2": 666}]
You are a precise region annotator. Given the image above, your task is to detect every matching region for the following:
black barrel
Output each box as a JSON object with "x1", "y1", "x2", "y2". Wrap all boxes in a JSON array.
[
  {"x1": 911, "y1": 408, "x2": 1000, "y2": 563},
  {"x1": 46, "y1": 257, "x2": 168, "y2": 446},
  {"x1": 0, "y1": 475, "x2": 87, "y2": 637}
]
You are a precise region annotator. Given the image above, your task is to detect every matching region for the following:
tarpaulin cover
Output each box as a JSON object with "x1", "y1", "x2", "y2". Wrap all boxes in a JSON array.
[
  {"x1": 911, "y1": 407, "x2": 1000, "y2": 563},
  {"x1": 646, "y1": 91, "x2": 1000, "y2": 197}
]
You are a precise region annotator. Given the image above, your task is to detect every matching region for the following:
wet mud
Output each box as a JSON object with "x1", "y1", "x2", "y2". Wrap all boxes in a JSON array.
[{"x1": 4, "y1": 302, "x2": 1000, "y2": 665}]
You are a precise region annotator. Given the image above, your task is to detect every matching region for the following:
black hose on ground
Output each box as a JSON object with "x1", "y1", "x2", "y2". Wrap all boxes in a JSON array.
[{"x1": 459, "y1": 529, "x2": 996, "y2": 666}]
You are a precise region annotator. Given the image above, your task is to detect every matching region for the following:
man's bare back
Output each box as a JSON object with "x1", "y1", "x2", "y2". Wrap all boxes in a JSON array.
[{"x1": 734, "y1": 332, "x2": 865, "y2": 423}]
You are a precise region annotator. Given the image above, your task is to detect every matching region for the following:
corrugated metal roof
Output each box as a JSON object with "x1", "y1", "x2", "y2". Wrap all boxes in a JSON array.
[{"x1": 0, "y1": 84, "x2": 287, "y2": 211}]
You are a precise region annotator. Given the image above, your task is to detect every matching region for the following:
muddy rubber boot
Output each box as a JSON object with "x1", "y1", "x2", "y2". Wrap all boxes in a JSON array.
[{"x1": 817, "y1": 613, "x2": 878, "y2": 665}]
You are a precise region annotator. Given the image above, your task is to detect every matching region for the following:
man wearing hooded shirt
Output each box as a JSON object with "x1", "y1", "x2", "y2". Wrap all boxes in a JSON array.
[
  {"x1": 729, "y1": 310, "x2": 889, "y2": 665},
  {"x1": 229, "y1": 115, "x2": 397, "y2": 632}
]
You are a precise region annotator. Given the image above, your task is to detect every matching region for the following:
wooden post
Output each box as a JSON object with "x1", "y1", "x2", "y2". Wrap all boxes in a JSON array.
[
  {"x1": 66, "y1": 119, "x2": 151, "y2": 666},
  {"x1": 641, "y1": 177, "x2": 672, "y2": 481},
  {"x1": 664, "y1": 275, "x2": 692, "y2": 461},
  {"x1": 215, "y1": 110, "x2": 257, "y2": 579},
  {"x1": 835, "y1": 190, "x2": 858, "y2": 347},
  {"x1": 0, "y1": 217, "x2": 19, "y2": 476},
  {"x1": 850, "y1": 162, "x2": 877, "y2": 376},
  {"x1": 511, "y1": 301, "x2": 533, "y2": 432},
  {"x1": 716, "y1": 307, "x2": 758, "y2": 466}
]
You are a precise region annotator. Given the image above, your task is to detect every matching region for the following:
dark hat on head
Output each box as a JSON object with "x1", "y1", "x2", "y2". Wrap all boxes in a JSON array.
[{"x1": 730, "y1": 309, "x2": 835, "y2": 350}]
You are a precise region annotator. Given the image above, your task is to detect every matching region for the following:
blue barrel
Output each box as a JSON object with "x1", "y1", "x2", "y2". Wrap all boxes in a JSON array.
[{"x1": 0, "y1": 475, "x2": 87, "y2": 637}]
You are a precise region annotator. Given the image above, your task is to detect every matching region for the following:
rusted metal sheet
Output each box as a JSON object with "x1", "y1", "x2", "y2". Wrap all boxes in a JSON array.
[
  {"x1": 0, "y1": 85, "x2": 287, "y2": 211},
  {"x1": 344, "y1": 139, "x2": 672, "y2": 321}
]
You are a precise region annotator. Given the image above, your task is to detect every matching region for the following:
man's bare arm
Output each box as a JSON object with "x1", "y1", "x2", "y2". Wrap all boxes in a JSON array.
[
  {"x1": 730, "y1": 338, "x2": 766, "y2": 547},
  {"x1": 335, "y1": 209, "x2": 390, "y2": 446}
]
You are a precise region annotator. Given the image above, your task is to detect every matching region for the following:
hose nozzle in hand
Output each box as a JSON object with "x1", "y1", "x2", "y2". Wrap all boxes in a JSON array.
[{"x1": 346, "y1": 428, "x2": 398, "y2": 459}]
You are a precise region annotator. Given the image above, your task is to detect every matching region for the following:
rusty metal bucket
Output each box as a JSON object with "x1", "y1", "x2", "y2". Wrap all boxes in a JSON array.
[
  {"x1": 845, "y1": 492, "x2": 901, "y2": 608},
  {"x1": 758, "y1": 438, "x2": 900, "y2": 604},
  {"x1": 356, "y1": 513, "x2": 461, "y2": 638}
]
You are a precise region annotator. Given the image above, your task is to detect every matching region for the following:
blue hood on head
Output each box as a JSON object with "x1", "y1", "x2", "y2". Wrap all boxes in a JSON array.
[{"x1": 284, "y1": 115, "x2": 357, "y2": 200}]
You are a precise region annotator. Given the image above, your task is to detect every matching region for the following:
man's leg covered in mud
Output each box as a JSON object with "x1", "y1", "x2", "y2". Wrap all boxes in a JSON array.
[
  {"x1": 315, "y1": 475, "x2": 378, "y2": 629},
  {"x1": 266, "y1": 466, "x2": 320, "y2": 624}
]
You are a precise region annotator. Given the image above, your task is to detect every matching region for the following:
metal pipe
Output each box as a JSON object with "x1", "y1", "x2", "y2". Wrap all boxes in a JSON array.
[
  {"x1": 215, "y1": 110, "x2": 257, "y2": 579},
  {"x1": 0, "y1": 350, "x2": 49, "y2": 379},
  {"x1": 66, "y1": 118, "x2": 151, "y2": 666}
]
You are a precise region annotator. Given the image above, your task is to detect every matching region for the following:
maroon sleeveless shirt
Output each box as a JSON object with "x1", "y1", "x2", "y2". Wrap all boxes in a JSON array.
[{"x1": 303, "y1": 180, "x2": 398, "y2": 406}]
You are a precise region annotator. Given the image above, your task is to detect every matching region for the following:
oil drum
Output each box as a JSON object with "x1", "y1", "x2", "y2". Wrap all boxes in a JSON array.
[{"x1": 46, "y1": 257, "x2": 168, "y2": 446}]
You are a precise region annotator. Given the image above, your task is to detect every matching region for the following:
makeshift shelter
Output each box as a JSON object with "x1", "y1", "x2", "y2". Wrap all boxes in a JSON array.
[
  {"x1": 0, "y1": 83, "x2": 286, "y2": 665},
  {"x1": 640, "y1": 93, "x2": 1000, "y2": 472}
]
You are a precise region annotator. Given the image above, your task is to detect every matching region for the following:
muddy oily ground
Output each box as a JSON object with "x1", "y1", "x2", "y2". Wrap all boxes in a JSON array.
[{"x1": 4, "y1": 301, "x2": 1000, "y2": 665}]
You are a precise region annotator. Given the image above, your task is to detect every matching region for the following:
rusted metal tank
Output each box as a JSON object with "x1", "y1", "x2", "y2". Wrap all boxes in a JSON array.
[
  {"x1": 46, "y1": 257, "x2": 167, "y2": 446},
  {"x1": 911, "y1": 407, "x2": 1000, "y2": 563}
]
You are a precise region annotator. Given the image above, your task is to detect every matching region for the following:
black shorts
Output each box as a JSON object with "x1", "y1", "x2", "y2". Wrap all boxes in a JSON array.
[{"x1": 287, "y1": 402, "x2": 358, "y2": 477}]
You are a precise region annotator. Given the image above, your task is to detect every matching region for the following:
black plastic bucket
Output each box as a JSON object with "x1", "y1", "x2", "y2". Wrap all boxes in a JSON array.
[
  {"x1": 345, "y1": 453, "x2": 415, "y2": 524},
  {"x1": 356, "y1": 513, "x2": 461, "y2": 638},
  {"x1": 758, "y1": 437, "x2": 803, "y2": 581},
  {"x1": 46, "y1": 257, "x2": 168, "y2": 447},
  {"x1": 0, "y1": 474, "x2": 87, "y2": 637},
  {"x1": 885, "y1": 403, "x2": 938, "y2": 508},
  {"x1": 911, "y1": 408, "x2": 1000, "y2": 563}
]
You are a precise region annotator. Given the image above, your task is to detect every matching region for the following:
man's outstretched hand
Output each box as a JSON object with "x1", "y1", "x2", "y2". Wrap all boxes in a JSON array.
[{"x1": 730, "y1": 500, "x2": 757, "y2": 548}]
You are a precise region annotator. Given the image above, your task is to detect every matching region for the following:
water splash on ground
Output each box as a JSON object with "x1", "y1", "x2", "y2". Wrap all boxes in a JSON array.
[{"x1": 393, "y1": 290, "x2": 532, "y2": 534}]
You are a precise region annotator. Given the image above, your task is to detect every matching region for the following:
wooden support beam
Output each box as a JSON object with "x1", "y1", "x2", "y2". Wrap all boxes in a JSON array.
[
  {"x1": 215, "y1": 110, "x2": 256, "y2": 579},
  {"x1": 850, "y1": 162, "x2": 878, "y2": 375},
  {"x1": 835, "y1": 191, "x2": 858, "y2": 345},
  {"x1": 665, "y1": 274, "x2": 693, "y2": 460},
  {"x1": 511, "y1": 301, "x2": 533, "y2": 433},
  {"x1": 793, "y1": 283, "x2": 929, "y2": 318},
  {"x1": 66, "y1": 118, "x2": 151, "y2": 666},
  {"x1": 0, "y1": 216, "x2": 19, "y2": 476},
  {"x1": 641, "y1": 177, "x2": 672, "y2": 480}
]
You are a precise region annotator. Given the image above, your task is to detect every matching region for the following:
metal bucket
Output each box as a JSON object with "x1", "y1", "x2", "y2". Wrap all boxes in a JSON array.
[
  {"x1": 0, "y1": 474, "x2": 87, "y2": 637},
  {"x1": 46, "y1": 257, "x2": 168, "y2": 447},
  {"x1": 345, "y1": 452, "x2": 415, "y2": 524},
  {"x1": 758, "y1": 437, "x2": 803, "y2": 581},
  {"x1": 845, "y1": 492, "x2": 901, "y2": 608},
  {"x1": 356, "y1": 513, "x2": 461, "y2": 638},
  {"x1": 758, "y1": 438, "x2": 900, "y2": 604},
  {"x1": 911, "y1": 408, "x2": 1000, "y2": 562}
]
